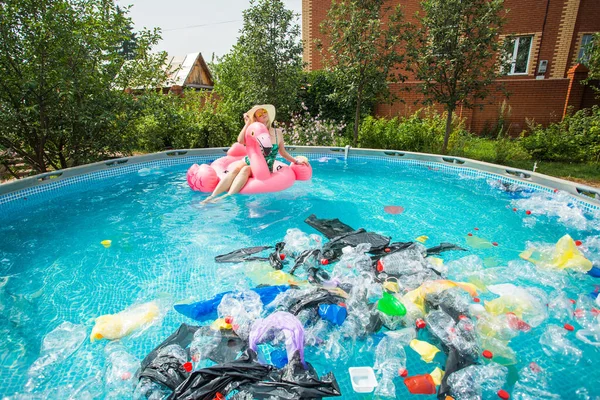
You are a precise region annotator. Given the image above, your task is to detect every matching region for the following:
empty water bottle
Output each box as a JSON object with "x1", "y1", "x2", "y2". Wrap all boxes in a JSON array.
[
  {"x1": 373, "y1": 334, "x2": 407, "y2": 398},
  {"x1": 447, "y1": 363, "x2": 508, "y2": 400}
]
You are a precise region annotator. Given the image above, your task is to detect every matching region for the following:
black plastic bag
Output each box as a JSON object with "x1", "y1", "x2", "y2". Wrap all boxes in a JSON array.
[
  {"x1": 304, "y1": 214, "x2": 354, "y2": 239},
  {"x1": 215, "y1": 246, "x2": 272, "y2": 263}
]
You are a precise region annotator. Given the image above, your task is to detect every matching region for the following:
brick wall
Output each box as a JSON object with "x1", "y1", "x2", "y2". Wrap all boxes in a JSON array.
[
  {"x1": 376, "y1": 79, "x2": 569, "y2": 135},
  {"x1": 303, "y1": 0, "x2": 600, "y2": 133}
]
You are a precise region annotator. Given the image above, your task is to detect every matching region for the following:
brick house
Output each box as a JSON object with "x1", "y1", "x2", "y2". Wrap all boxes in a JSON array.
[{"x1": 302, "y1": 0, "x2": 600, "y2": 134}]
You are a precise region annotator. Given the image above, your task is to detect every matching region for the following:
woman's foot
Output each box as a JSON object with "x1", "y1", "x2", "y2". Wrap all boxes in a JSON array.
[
  {"x1": 200, "y1": 195, "x2": 214, "y2": 205},
  {"x1": 211, "y1": 194, "x2": 230, "y2": 203}
]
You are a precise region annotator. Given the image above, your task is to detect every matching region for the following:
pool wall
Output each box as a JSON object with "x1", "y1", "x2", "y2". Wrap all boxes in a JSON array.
[{"x1": 1, "y1": 146, "x2": 599, "y2": 213}]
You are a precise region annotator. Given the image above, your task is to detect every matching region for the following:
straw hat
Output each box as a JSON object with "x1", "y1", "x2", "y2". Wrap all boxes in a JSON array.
[{"x1": 246, "y1": 104, "x2": 276, "y2": 123}]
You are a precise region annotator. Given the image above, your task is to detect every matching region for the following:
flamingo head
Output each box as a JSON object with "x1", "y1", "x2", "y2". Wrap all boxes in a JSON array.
[{"x1": 246, "y1": 122, "x2": 273, "y2": 156}]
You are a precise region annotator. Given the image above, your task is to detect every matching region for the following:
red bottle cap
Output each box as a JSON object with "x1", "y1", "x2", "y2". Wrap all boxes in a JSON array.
[
  {"x1": 575, "y1": 240, "x2": 582, "y2": 246},
  {"x1": 474, "y1": 227, "x2": 479, "y2": 230},
  {"x1": 564, "y1": 323, "x2": 574, "y2": 331},
  {"x1": 468, "y1": 233, "x2": 473, "y2": 236},
  {"x1": 498, "y1": 389, "x2": 510, "y2": 399},
  {"x1": 416, "y1": 318, "x2": 426, "y2": 329},
  {"x1": 384, "y1": 247, "x2": 391, "y2": 253},
  {"x1": 473, "y1": 297, "x2": 481, "y2": 303},
  {"x1": 482, "y1": 350, "x2": 493, "y2": 359},
  {"x1": 321, "y1": 259, "x2": 329, "y2": 265},
  {"x1": 183, "y1": 362, "x2": 193, "y2": 372},
  {"x1": 279, "y1": 253, "x2": 286, "y2": 260},
  {"x1": 458, "y1": 315, "x2": 468, "y2": 320},
  {"x1": 526, "y1": 210, "x2": 532, "y2": 215},
  {"x1": 399, "y1": 368, "x2": 408, "y2": 377},
  {"x1": 339, "y1": 302, "x2": 346, "y2": 308},
  {"x1": 512, "y1": 208, "x2": 517, "y2": 212},
  {"x1": 224, "y1": 316, "x2": 233, "y2": 324},
  {"x1": 492, "y1": 242, "x2": 498, "y2": 246},
  {"x1": 569, "y1": 299, "x2": 576, "y2": 304},
  {"x1": 377, "y1": 259, "x2": 384, "y2": 272}
]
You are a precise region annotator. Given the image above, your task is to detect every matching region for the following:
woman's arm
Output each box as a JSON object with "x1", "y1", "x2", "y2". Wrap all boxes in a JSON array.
[
  {"x1": 237, "y1": 114, "x2": 251, "y2": 144},
  {"x1": 277, "y1": 129, "x2": 308, "y2": 165}
]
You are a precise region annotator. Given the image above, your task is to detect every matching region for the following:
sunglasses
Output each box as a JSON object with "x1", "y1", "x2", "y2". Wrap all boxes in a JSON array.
[{"x1": 255, "y1": 109, "x2": 268, "y2": 118}]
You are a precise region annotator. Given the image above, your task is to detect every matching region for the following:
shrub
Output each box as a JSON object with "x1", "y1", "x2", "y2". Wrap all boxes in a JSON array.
[
  {"x1": 521, "y1": 106, "x2": 600, "y2": 162},
  {"x1": 358, "y1": 108, "x2": 468, "y2": 153},
  {"x1": 134, "y1": 91, "x2": 238, "y2": 152},
  {"x1": 284, "y1": 103, "x2": 348, "y2": 146}
]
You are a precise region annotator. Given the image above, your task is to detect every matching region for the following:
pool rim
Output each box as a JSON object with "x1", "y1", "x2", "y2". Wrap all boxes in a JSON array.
[{"x1": 0, "y1": 146, "x2": 598, "y2": 210}]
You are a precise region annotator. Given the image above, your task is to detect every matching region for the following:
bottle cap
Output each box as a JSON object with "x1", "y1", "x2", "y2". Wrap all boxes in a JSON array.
[{"x1": 183, "y1": 362, "x2": 193, "y2": 372}]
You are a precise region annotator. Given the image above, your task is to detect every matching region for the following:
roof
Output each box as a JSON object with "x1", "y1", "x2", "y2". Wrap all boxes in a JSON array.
[{"x1": 165, "y1": 52, "x2": 214, "y2": 88}]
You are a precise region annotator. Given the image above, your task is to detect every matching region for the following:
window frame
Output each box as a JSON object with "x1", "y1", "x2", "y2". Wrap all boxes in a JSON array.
[
  {"x1": 577, "y1": 34, "x2": 594, "y2": 64},
  {"x1": 505, "y1": 35, "x2": 534, "y2": 75}
]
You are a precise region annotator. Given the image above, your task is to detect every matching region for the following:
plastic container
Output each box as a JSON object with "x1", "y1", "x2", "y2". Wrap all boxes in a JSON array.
[
  {"x1": 403, "y1": 373, "x2": 437, "y2": 395},
  {"x1": 349, "y1": 367, "x2": 378, "y2": 393},
  {"x1": 318, "y1": 303, "x2": 348, "y2": 326}
]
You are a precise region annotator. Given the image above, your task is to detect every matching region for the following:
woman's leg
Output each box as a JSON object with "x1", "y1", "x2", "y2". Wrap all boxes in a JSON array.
[
  {"x1": 201, "y1": 161, "x2": 245, "y2": 204},
  {"x1": 212, "y1": 165, "x2": 252, "y2": 202}
]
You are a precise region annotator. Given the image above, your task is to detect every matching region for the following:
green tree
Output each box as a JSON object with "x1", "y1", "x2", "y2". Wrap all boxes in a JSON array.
[
  {"x1": 404, "y1": 0, "x2": 507, "y2": 153},
  {"x1": 116, "y1": 5, "x2": 138, "y2": 61},
  {"x1": 0, "y1": 0, "x2": 166, "y2": 174},
  {"x1": 583, "y1": 33, "x2": 600, "y2": 94},
  {"x1": 212, "y1": 0, "x2": 303, "y2": 123},
  {"x1": 319, "y1": 0, "x2": 406, "y2": 147}
]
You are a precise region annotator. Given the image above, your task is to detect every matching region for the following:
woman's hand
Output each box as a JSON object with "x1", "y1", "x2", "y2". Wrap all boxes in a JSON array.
[{"x1": 294, "y1": 157, "x2": 309, "y2": 165}]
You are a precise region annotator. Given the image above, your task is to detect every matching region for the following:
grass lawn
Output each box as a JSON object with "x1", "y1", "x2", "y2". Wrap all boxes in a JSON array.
[
  {"x1": 452, "y1": 138, "x2": 600, "y2": 188},
  {"x1": 504, "y1": 160, "x2": 600, "y2": 188}
]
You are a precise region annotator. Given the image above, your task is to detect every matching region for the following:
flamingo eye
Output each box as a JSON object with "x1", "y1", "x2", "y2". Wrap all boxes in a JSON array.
[{"x1": 251, "y1": 130, "x2": 255, "y2": 136}]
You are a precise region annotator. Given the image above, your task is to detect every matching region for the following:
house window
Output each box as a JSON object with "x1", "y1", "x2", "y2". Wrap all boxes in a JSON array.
[
  {"x1": 503, "y1": 36, "x2": 533, "y2": 75},
  {"x1": 577, "y1": 34, "x2": 594, "y2": 64}
]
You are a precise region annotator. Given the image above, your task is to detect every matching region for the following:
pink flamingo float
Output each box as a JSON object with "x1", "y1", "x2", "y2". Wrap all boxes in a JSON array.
[{"x1": 187, "y1": 122, "x2": 312, "y2": 194}]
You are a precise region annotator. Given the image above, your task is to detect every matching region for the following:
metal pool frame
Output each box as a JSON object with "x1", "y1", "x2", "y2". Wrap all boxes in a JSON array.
[{"x1": 1, "y1": 146, "x2": 599, "y2": 212}]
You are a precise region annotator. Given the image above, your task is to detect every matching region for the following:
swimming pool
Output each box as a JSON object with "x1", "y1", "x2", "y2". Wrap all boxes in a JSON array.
[{"x1": 1, "y1": 150, "x2": 599, "y2": 399}]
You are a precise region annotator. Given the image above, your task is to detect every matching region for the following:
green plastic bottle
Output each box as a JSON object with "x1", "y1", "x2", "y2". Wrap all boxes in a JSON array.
[{"x1": 377, "y1": 291, "x2": 407, "y2": 316}]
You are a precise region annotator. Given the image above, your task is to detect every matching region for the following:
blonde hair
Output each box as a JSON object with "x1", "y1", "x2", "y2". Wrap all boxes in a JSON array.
[{"x1": 246, "y1": 105, "x2": 274, "y2": 130}]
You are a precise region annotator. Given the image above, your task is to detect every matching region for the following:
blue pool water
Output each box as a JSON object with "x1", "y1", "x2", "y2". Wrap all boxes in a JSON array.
[{"x1": 1, "y1": 155, "x2": 600, "y2": 398}]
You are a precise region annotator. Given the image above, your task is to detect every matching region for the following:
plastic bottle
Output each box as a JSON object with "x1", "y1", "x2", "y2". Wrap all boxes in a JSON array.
[
  {"x1": 447, "y1": 363, "x2": 508, "y2": 399},
  {"x1": 377, "y1": 292, "x2": 406, "y2": 316},
  {"x1": 256, "y1": 343, "x2": 288, "y2": 368},
  {"x1": 377, "y1": 249, "x2": 426, "y2": 276},
  {"x1": 374, "y1": 335, "x2": 407, "y2": 398},
  {"x1": 318, "y1": 303, "x2": 348, "y2": 326}
]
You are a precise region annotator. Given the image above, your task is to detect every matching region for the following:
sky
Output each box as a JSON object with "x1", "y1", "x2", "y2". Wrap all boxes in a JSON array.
[{"x1": 116, "y1": 0, "x2": 303, "y2": 63}]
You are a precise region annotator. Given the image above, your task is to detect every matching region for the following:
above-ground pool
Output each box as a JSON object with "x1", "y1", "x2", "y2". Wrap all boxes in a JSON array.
[{"x1": 1, "y1": 151, "x2": 600, "y2": 399}]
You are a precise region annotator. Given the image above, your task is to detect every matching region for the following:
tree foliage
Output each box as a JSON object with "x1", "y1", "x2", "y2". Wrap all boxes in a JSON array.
[
  {"x1": 319, "y1": 0, "x2": 407, "y2": 147},
  {"x1": 134, "y1": 91, "x2": 238, "y2": 152},
  {"x1": 0, "y1": 0, "x2": 167, "y2": 174},
  {"x1": 211, "y1": 0, "x2": 303, "y2": 123},
  {"x1": 584, "y1": 33, "x2": 600, "y2": 93},
  {"x1": 404, "y1": 0, "x2": 507, "y2": 153}
]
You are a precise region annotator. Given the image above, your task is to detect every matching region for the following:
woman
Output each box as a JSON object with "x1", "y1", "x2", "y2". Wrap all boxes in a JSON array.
[{"x1": 201, "y1": 104, "x2": 308, "y2": 204}]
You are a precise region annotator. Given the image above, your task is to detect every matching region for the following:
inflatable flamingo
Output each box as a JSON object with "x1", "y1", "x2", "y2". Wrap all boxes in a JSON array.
[{"x1": 186, "y1": 122, "x2": 312, "y2": 194}]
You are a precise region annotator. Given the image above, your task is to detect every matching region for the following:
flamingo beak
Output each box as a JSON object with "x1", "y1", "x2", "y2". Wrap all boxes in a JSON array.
[{"x1": 257, "y1": 133, "x2": 273, "y2": 156}]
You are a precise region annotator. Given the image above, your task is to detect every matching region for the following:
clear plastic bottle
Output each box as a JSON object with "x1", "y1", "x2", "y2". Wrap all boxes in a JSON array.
[
  {"x1": 373, "y1": 335, "x2": 407, "y2": 398},
  {"x1": 447, "y1": 363, "x2": 508, "y2": 399}
]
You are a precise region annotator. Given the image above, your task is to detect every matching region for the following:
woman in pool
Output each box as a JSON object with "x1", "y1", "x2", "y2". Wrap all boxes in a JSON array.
[{"x1": 201, "y1": 104, "x2": 308, "y2": 204}]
